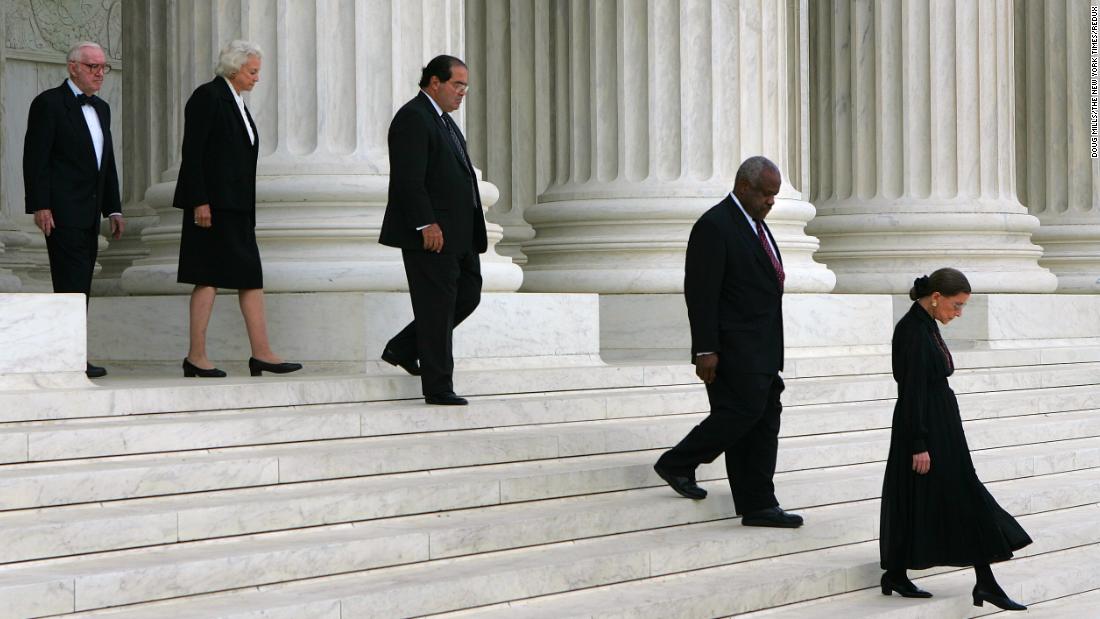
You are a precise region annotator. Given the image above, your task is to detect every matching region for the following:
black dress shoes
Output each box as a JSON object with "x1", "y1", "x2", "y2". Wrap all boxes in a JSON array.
[
  {"x1": 425, "y1": 392, "x2": 468, "y2": 406},
  {"x1": 85, "y1": 363, "x2": 107, "y2": 378},
  {"x1": 972, "y1": 585, "x2": 1026, "y2": 611},
  {"x1": 653, "y1": 463, "x2": 707, "y2": 499},
  {"x1": 880, "y1": 571, "x2": 933, "y2": 598},
  {"x1": 248, "y1": 357, "x2": 303, "y2": 376},
  {"x1": 381, "y1": 348, "x2": 421, "y2": 376},
  {"x1": 741, "y1": 506, "x2": 804, "y2": 528},
  {"x1": 182, "y1": 358, "x2": 227, "y2": 378}
]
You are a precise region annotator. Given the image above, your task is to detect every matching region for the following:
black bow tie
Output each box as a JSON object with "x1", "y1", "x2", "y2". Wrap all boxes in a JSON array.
[{"x1": 76, "y1": 93, "x2": 96, "y2": 106}]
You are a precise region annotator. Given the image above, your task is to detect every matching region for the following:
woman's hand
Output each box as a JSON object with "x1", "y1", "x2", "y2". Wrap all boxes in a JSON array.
[
  {"x1": 912, "y1": 451, "x2": 931, "y2": 475},
  {"x1": 194, "y1": 204, "x2": 212, "y2": 228}
]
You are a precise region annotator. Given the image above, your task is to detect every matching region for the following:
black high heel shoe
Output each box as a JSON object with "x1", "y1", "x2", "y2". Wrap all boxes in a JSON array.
[
  {"x1": 880, "y1": 572, "x2": 933, "y2": 598},
  {"x1": 973, "y1": 584, "x2": 1026, "y2": 611},
  {"x1": 183, "y1": 358, "x2": 226, "y2": 378},
  {"x1": 248, "y1": 357, "x2": 303, "y2": 376}
]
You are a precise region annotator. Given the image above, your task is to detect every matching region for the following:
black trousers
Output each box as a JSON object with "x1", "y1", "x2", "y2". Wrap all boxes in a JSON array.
[
  {"x1": 657, "y1": 369, "x2": 785, "y2": 514},
  {"x1": 45, "y1": 226, "x2": 99, "y2": 297},
  {"x1": 387, "y1": 249, "x2": 482, "y2": 396}
]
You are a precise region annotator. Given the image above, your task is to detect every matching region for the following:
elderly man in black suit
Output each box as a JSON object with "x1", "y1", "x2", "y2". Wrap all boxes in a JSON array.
[
  {"x1": 378, "y1": 55, "x2": 487, "y2": 406},
  {"x1": 23, "y1": 41, "x2": 124, "y2": 378},
  {"x1": 653, "y1": 156, "x2": 803, "y2": 529}
]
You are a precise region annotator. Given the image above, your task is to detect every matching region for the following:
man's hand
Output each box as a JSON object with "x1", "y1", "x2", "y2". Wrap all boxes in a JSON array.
[
  {"x1": 421, "y1": 223, "x2": 444, "y2": 253},
  {"x1": 193, "y1": 204, "x2": 212, "y2": 228},
  {"x1": 109, "y1": 215, "x2": 125, "y2": 240},
  {"x1": 912, "y1": 451, "x2": 931, "y2": 475},
  {"x1": 693, "y1": 353, "x2": 718, "y2": 384},
  {"x1": 33, "y1": 209, "x2": 55, "y2": 237}
]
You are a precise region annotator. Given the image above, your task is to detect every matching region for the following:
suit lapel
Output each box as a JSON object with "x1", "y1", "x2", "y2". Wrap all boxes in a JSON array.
[
  {"x1": 723, "y1": 195, "x2": 777, "y2": 276},
  {"x1": 216, "y1": 78, "x2": 255, "y2": 147},
  {"x1": 60, "y1": 83, "x2": 98, "y2": 170},
  {"x1": 416, "y1": 92, "x2": 472, "y2": 173}
]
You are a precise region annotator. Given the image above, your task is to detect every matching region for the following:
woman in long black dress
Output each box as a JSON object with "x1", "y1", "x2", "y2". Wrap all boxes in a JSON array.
[
  {"x1": 879, "y1": 268, "x2": 1031, "y2": 611},
  {"x1": 173, "y1": 40, "x2": 301, "y2": 378}
]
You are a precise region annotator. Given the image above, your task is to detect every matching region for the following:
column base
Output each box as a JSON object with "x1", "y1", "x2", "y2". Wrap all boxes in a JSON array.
[{"x1": 599, "y1": 293, "x2": 894, "y2": 360}]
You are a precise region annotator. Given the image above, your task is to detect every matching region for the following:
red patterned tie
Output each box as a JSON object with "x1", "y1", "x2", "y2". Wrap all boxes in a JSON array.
[{"x1": 755, "y1": 219, "x2": 785, "y2": 291}]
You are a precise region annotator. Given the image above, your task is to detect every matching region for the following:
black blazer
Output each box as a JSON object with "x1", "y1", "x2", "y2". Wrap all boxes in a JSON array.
[
  {"x1": 378, "y1": 91, "x2": 488, "y2": 255},
  {"x1": 173, "y1": 77, "x2": 259, "y2": 212},
  {"x1": 684, "y1": 195, "x2": 784, "y2": 373},
  {"x1": 23, "y1": 81, "x2": 121, "y2": 229}
]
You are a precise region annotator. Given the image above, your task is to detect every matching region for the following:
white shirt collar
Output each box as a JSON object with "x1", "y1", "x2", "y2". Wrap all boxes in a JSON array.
[
  {"x1": 222, "y1": 76, "x2": 244, "y2": 104},
  {"x1": 729, "y1": 192, "x2": 757, "y2": 227},
  {"x1": 421, "y1": 89, "x2": 444, "y2": 116},
  {"x1": 66, "y1": 79, "x2": 92, "y2": 99}
]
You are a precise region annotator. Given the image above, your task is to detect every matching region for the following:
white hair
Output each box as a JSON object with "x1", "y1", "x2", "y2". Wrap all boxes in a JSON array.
[
  {"x1": 67, "y1": 41, "x2": 104, "y2": 62},
  {"x1": 214, "y1": 40, "x2": 263, "y2": 78}
]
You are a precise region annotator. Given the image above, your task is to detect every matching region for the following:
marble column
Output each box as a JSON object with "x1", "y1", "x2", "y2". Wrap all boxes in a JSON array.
[
  {"x1": 808, "y1": 0, "x2": 1057, "y2": 293},
  {"x1": 464, "y1": 0, "x2": 544, "y2": 265},
  {"x1": 516, "y1": 0, "x2": 835, "y2": 293},
  {"x1": 93, "y1": 0, "x2": 165, "y2": 295},
  {"x1": 1015, "y1": 0, "x2": 1100, "y2": 293},
  {"x1": 121, "y1": 0, "x2": 521, "y2": 294}
]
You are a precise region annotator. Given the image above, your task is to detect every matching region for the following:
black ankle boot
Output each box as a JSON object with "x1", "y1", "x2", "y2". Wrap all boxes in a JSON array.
[{"x1": 880, "y1": 571, "x2": 933, "y2": 598}]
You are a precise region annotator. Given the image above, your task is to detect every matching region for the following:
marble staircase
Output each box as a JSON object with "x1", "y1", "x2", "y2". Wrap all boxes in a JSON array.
[{"x1": 0, "y1": 348, "x2": 1097, "y2": 618}]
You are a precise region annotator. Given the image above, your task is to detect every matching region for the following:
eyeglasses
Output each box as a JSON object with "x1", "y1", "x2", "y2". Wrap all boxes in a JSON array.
[
  {"x1": 78, "y1": 62, "x2": 112, "y2": 74},
  {"x1": 449, "y1": 82, "x2": 469, "y2": 94}
]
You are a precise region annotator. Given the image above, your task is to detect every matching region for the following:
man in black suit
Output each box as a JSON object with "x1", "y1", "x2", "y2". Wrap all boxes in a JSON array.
[
  {"x1": 23, "y1": 41, "x2": 124, "y2": 378},
  {"x1": 653, "y1": 156, "x2": 803, "y2": 528},
  {"x1": 378, "y1": 55, "x2": 487, "y2": 406}
]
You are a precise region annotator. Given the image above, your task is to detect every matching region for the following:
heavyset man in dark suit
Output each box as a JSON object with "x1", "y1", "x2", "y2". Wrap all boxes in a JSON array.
[
  {"x1": 379, "y1": 55, "x2": 487, "y2": 406},
  {"x1": 654, "y1": 156, "x2": 803, "y2": 529},
  {"x1": 23, "y1": 41, "x2": 125, "y2": 378}
]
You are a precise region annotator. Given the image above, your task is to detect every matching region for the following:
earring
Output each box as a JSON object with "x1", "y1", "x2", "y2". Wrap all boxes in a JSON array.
[{"x1": 932, "y1": 301, "x2": 938, "y2": 307}]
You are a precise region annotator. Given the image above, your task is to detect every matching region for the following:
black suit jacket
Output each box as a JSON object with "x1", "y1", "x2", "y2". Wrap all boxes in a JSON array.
[
  {"x1": 378, "y1": 91, "x2": 488, "y2": 255},
  {"x1": 173, "y1": 77, "x2": 259, "y2": 212},
  {"x1": 23, "y1": 81, "x2": 121, "y2": 229},
  {"x1": 684, "y1": 195, "x2": 784, "y2": 374}
]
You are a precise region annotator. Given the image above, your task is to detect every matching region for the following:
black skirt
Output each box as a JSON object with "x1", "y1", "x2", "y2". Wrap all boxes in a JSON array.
[{"x1": 177, "y1": 208, "x2": 263, "y2": 289}]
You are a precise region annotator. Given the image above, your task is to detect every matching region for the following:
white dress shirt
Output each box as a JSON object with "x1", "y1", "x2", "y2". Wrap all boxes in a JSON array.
[
  {"x1": 222, "y1": 77, "x2": 255, "y2": 145},
  {"x1": 66, "y1": 79, "x2": 120, "y2": 218},
  {"x1": 66, "y1": 79, "x2": 103, "y2": 168}
]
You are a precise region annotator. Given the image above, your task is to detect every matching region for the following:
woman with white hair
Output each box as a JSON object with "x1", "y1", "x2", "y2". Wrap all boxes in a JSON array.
[{"x1": 172, "y1": 40, "x2": 301, "y2": 377}]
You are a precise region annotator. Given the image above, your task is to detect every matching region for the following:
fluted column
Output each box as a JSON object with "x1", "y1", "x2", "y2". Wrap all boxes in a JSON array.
[
  {"x1": 94, "y1": 0, "x2": 165, "y2": 295},
  {"x1": 121, "y1": 0, "x2": 521, "y2": 294},
  {"x1": 1016, "y1": 0, "x2": 1100, "y2": 292},
  {"x1": 808, "y1": 0, "x2": 1057, "y2": 293},
  {"x1": 464, "y1": 0, "x2": 544, "y2": 265},
  {"x1": 516, "y1": 0, "x2": 834, "y2": 293}
]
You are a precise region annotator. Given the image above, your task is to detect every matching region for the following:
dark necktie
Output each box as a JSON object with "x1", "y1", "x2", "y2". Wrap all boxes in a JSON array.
[
  {"x1": 441, "y1": 113, "x2": 473, "y2": 172},
  {"x1": 754, "y1": 219, "x2": 785, "y2": 291},
  {"x1": 441, "y1": 113, "x2": 479, "y2": 208},
  {"x1": 76, "y1": 93, "x2": 96, "y2": 106}
]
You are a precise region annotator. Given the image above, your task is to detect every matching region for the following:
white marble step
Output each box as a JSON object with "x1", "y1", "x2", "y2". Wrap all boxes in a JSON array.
[
  {"x1": 1017, "y1": 588, "x2": 1100, "y2": 618},
  {"x1": 435, "y1": 517, "x2": 1100, "y2": 619},
  {"x1": 53, "y1": 502, "x2": 1100, "y2": 619},
  {"x1": 5, "y1": 376, "x2": 1099, "y2": 466},
  {"x1": 4, "y1": 350, "x2": 1099, "y2": 426},
  {"x1": 1, "y1": 397, "x2": 1096, "y2": 513},
  {"x1": 742, "y1": 541, "x2": 1100, "y2": 618},
  {"x1": 2, "y1": 466, "x2": 1096, "y2": 616},
  {"x1": 2, "y1": 434, "x2": 1096, "y2": 565},
  {"x1": 0, "y1": 363, "x2": 694, "y2": 424}
]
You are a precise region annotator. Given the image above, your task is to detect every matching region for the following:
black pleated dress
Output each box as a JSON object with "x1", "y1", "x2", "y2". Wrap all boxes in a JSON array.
[{"x1": 879, "y1": 302, "x2": 1032, "y2": 570}]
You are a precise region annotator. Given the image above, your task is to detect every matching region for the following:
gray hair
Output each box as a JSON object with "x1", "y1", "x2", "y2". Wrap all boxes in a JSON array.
[
  {"x1": 214, "y1": 40, "x2": 263, "y2": 78},
  {"x1": 67, "y1": 41, "x2": 104, "y2": 62},
  {"x1": 735, "y1": 156, "x2": 781, "y2": 187}
]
